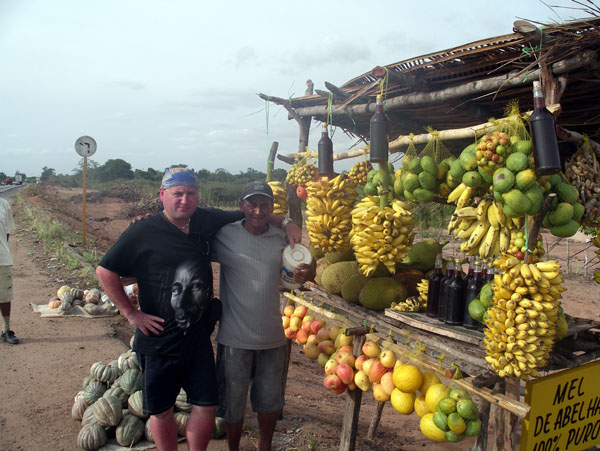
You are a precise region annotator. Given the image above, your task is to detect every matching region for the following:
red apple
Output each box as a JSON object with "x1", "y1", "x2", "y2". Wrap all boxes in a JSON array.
[
  {"x1": 324, "y1": 359, "x2": 338, "y2": 376},
  {"x1": 284, "y1": 327, "x2": 296, "y2": 340},
  {"x1": 355, "y1": 354, "x2": 369, "y2": 372},
  {"x1": 380, "y1": 371, "x2": 396, "y2": 396},
  {"x1": 373, "y1": 383, "x2": 391, "y2": 402},
  {"x1": 323, "y1": 374, "x2": 344, "y2": 392},
  {"x1": 316, "y1": 327, "x2": 331, "y2": 342},
  {"x1": 336, "y1": 363, "x2": 355, "y2": 385},
  {"x1": 293, "y1": 305, "x2": 308, "y2": 318},
  {"x1": 306, "y1": 334, "x2": 319, "y2": 345},
  {"x1": 283, "y1": 304, "x2": 294, "y2": 317},
  {"x1": 317, "y1": 340, "x2": 335, "y2": 356},
  {"x1": 310, "y1": 319, "x2": 326, "y2": 335},
  {"x1": 335, "y1": 333, "x2": 353, "y2": 348},
  {"x1": 336, "y1": 352, "x2": 356, "y2": 368},
  {"x1": 368, "y1": 360, "x2": 388, "y2": 384},
  {"x1": 331, "y1": 382, "x2": 347, "y2": 395},
  {"x1": 303, "y1": 342, "x2": 320, "y2": 360},
  {"x1": 295, "y1": 328, "x2": 309, "y2": 345},
  {"x1": 336, "y1": 345, "x2": 353, "y2": 356}
]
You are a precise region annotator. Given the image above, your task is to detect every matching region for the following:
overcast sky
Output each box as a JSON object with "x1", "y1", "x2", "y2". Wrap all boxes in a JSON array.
[{"x1": 0, "y1": 0, "x2": 592, "y2": 178}]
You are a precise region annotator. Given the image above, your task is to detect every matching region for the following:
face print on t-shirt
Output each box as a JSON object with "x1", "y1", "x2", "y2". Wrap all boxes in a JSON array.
[{"x1": 170, "y1": 260, "x2": 212, "y2": 333}]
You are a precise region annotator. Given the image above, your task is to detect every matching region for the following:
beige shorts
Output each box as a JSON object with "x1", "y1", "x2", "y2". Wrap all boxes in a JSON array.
[{"x1": 0, "y1": 266, "x2": 14, "y2": 303}]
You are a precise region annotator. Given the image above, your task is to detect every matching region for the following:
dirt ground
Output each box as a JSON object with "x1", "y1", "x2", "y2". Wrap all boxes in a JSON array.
[{"x1": 1, "y1": 185, "x2": 599, "y2": 451}]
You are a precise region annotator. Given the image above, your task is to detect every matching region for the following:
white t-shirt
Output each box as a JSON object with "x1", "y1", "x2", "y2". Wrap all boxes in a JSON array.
[{"x1": 0, "y1": 198, "x2": 14, "y2": 266}]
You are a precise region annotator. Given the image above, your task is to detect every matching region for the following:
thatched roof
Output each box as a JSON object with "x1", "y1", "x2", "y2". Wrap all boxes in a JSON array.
[{"x1": 262, "y1": 17, "x2": 600, "y2": 159}]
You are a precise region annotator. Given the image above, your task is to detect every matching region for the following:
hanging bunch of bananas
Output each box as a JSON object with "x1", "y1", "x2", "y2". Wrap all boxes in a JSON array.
[
  {"x1": 592, "y1": 228, "x2": 600, "y2": 284},
  {"x1": 391, "y1": 296, "x2": 422, "y2": 312},
  {"x1": 446, "y1": 182, "x2": 476, "y2": 209},
  {"x1": 305, "y1": 175, "x2": 357, "y2": 253},
  {"x1": 448, "y1": 198, "x2": 524, "y2": 260},
  {"x1": 349, "y1": 196, "x2": 414, "y2": 277},
  {"x1": 417, "y1": 279, "x2": 429, "y2": 305},
  {"x1": 483, "y1": 254, "x2": 566, "y2": 380},
  {"x1": 267, "y1": 181, "x2": 288, "y2": 217}
]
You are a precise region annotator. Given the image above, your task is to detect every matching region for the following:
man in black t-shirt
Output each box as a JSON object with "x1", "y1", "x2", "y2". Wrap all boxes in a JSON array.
[{"x1": 97, "y1": 168, "x2": 299, "y2": 451}]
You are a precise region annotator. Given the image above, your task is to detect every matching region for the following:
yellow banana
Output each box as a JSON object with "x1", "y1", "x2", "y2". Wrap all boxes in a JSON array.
[{"x1": 447, "y1": 183, "x2": 467, "y2": 203}]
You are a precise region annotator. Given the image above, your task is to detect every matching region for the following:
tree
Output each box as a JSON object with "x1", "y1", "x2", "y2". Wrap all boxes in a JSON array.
[
  {"x1": 40, "y1": 167, "x2": 56, "y2": 181},
  {"x1": 97, "y1": 159, "x2": 134, "y2": 181}
]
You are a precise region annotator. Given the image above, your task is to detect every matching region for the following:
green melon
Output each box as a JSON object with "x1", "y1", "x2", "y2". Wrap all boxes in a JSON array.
[
  {"x1": 418, "y1": 171, "x2": 436, "y2": 190},
  {"x1": 421, "y1": 156, "x2": 438, "y2": 176},
  {"x1": 506, "y1": 153, "x2": 528, "y2": 172}
]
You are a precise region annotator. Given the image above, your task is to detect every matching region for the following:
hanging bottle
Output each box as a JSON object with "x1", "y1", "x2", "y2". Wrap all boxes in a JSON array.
[
  {"x1": 369, "y1": 94, "x2": 388, "y2": 163},
  {"x1": 530, "y1": 80, "x2": 561, "y2": 175},
  {"x1": 438, "y1": 259, "x2": 454, "y2": 322},
  {"x1": 318, "y1": 122, "x2": 334, "y2": 177},
  {"x1": 445, "y1": 259, "x2": 467, "y2": 326},
  {"x1": 463, "y1": 260, "x2": 484, "y2": 329},
  {"x1": 426, "y1": 254, "x2": 444, "y2": 318}
]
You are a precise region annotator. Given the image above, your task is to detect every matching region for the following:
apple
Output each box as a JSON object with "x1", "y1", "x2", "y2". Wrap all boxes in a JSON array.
[
  {"x1": 284, "y1": 327, "x2": 296, "y2": 339},
  {"x1": 336, "y1": 352, "x2": 356, "y2": 368},
  {"x1": 362, "y1": 358, "x2": 375, "y2": 377},
  {"x1": 362, "y1": 341, "x2": 381, "y2": 358},
  {"x1": 317, "y1": 340, "x2": 335, "y2": 356},
  {"x1": 330, "y1": 382, "x2": 347, "y2": 395},
  {"x1": 293, "y1": 305, "x2": 308, "y2": 318},
  {"x1": 306, "y1": 334, "x2": 319, "y2": 345},
  {"x1": 336, "y1": 345, "x2": 353, "y2": 356},
  {"x1": 380, "y1": 371, "x2": 396, "y2": 396},
  {"x1": 335, "y1": 332, "x2": 353, "y2": 348},
  {"x1": 295, "y1": 328, "x2": 309, "y2": 345},
  {"x1": 329, "y1": 325, "x2": 342, "y2": 341},
  {"x1": 317, "y1": 353, "x2": 329, "y2": 368},
  {"x1": 289, "y1": 316, "x2": 302, "y2": 332},
  {"x1": 336, "y1": 363, "x2": 355, "y2": 385},
  {"x1": 324, "y1": 359, "x2": 338, "y2": 376},
  {"x1": 282, "y1": 316, "x2": 290, "y2": 329},
  {"x1": 283, "y1": 304, "x2": 294, "y2": 317},
  {"x1": 310, "y1": 319, "x2": 326, "y2": 335},
  {"x1": 355, "y1": 354, "x2": 369, "y2": 372},
  {"x1": 368, "y1": 360, "x2": 387, "y2": 384},
  {"x1": 372, "y1": 383, "x2": 391, "y2": 402},
  {"x1": 354, "y1": 370, "x2": 372, "y2": 392},
  {"x1": 346, "y1": 381, "x2": 357, "y2": 391},
  {"x1": 323, "y1": 374, "x2": 344, "y2": 392},
  {"x1": 379, "y1": 349, "x2": 397, "y2": 369},
  {"x1": 303, "y1": 341, "x2": 320, "y2": 360},
  {"x1": 317, "y1": 327, "x2": 331, "y2": 342}
]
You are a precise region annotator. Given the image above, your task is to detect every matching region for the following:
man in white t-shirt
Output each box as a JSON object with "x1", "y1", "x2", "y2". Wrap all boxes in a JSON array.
[{"x1": 0, "y1": 198, "x2": 18, "y2": 344}]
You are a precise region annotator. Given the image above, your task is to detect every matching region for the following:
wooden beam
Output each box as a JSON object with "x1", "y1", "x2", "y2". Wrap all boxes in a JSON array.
[
  {"x1": 513, "y1": 20, "x2": 557, "y2": 46},
  {"x1": 324, "y1": 81, "x2": 350, "y2": 101},
  {"x1": 372, "y1": 65, "x2": 422, "y2": 88},
  {"x1": 287, "y1": 51, "x2": 596, "y2": 119}
]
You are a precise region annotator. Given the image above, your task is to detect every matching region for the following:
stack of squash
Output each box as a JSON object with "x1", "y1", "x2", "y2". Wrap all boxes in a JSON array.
[{"x1": 47, "y1": 286, "x2": 117, "y2": 315}]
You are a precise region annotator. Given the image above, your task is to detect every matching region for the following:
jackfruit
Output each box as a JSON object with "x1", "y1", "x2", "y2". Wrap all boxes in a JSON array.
[
  {"x1": 418, "y1": 171, "x2": 436, "y2": 190},
  {"x1": 550, "y1": 220, "x2": 579, "y2": 238},
  {"x1": 555, "y1": 182, "x2": 579, "y2": 204},
  {"x1": 548, "y1": 203, "x2": 574, "y2": 226},
  {"x1": 506, "y1": 153, "x2": 529, "y2": 172},
  {"x1": 493, "y1": 168, "x2": 515, "y2": 194},
  {"x1": 314, "y1": 257, "x2": 331, "y2": 286},
  {"x1": 325, "y1": 248, "x2": 355, "y2": 264},
  {"x1": 341, "y1": 274, "x2": 368, "y2": 304},
  {"x1": 320, "y1": 261, "x2": 359, "y2": 295},
  {"x1": 359, "y1": 277, "x2": 408, "y2": 311},
  {"x1": 399, "y1": 239, "x2": 447, "y2": 273},
  {"x1": 502, "y1": 189, "x2": 531, "y2": 215},
  {"x1": 515, "y1": 169, "x2": 536, "y2": 191},
  {"x1": 421, "y1": 156, "x2": 438, "y2": 177},
  {"x1": 309, "y1": 244, "x2": 324, "y2": 261}
]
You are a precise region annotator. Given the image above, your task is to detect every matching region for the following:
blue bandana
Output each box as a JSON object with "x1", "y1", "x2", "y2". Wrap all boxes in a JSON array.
[{"x1": 161, "y1": 167, "x2": 198, "y2": 189}]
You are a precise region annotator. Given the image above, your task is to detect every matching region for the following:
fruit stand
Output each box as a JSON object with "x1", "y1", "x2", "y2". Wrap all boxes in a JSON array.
[{"x1": 261, "y1": 16, "x2": 600, "y2": 451}]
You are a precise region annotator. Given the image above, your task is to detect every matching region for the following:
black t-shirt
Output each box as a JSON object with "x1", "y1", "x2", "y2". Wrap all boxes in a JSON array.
[{"x1": 99, "y1": 207, "x2": 243, "y2": 357}]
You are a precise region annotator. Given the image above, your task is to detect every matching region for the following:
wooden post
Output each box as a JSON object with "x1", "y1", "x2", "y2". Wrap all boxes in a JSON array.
[
  {"x1": 339, "y1": 332, "x2": 365, "y2": 451},
  {"x1": 473, "y1": 397, "x2": 491, "y2": 451},
  {"x1": 265, "y1": 141, "x2": 279, "y2": 183},
  {"x1": 503, "y1": 377, "x2": 521, "y2": 450},
  {"x1": 366, "y1": 402, "x2": 385, "y2": 440},
  {"x1": 493, "y1": 380, "x2": 506, "y2": 451}
]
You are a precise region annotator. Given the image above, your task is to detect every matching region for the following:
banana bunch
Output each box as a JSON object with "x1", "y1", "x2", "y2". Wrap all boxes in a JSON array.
[
  {"x1": 349, "y1": 196, "x2": 414, "y2": 277},
  {"x1": 592, "y1": 229, "x2": 600, "y2": 284},
  {"x1": 483, "y1": 255, "x2": 566, "y2": 380},
  {"x1": 448, "y1": 198, "x2": 524, "y2": 260},
  {"x1": 447, "y1": 182, "x2": 475, "y2": 208},
  {"x1": 417, "y1": 279, "x2": 429, "y2": 306},
  {"x1": 267, "y1": 181, "x2": 288, "y2": 217},
  {"x1": 305, "y1": 175, "x2": 357, "y2": 253},
  {"x1": 391, "y1": 296, "x2": 422, "y2": 312}
]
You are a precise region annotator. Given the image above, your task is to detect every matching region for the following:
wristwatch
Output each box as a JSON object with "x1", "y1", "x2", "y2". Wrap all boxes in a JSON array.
[{"x1": 281, "y1": 217, "x2": 293, "y2": 228}]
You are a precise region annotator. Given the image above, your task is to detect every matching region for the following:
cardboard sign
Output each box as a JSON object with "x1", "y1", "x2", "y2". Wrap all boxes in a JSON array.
[{"x1": 521, "y1": 360, "x2": 600, "y2": 451}]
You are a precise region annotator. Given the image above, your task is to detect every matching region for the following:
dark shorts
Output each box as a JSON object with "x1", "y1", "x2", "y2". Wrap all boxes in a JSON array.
[
  {"x1": 138, "y1": 337, "x2": 218, "y2": 416},
  {"x1": 216, "y1": 344, "x2": 287, "y2": 423}
]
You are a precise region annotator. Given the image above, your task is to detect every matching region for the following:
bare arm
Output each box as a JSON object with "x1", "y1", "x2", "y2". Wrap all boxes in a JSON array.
[{"x1": 96, "y1": 265, "x2": 164, "y2": 336}]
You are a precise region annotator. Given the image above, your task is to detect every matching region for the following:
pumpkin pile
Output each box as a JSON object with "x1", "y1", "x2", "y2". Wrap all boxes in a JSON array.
[
  {"x1": 73, "y1": 336, "x2": 205, "y2": 449},
  {"x1": 49, "y1": 285, "x2": 118, "y2": 315}
]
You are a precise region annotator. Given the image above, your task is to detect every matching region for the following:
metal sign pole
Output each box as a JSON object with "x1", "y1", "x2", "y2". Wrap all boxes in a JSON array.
[
  {"x1": 82, "y1": 156, "x2": 87, "y2": 245},
  {"x1": 74, "y1": 136, "x2": 97, "y2": 246}
]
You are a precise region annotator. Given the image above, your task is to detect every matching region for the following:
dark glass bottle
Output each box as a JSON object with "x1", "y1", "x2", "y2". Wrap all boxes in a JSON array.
[
  {"x1": 464, "y1": 260, "x2": 483, "y2": 329},
  {"x1": 369, "y1": 94, "x2": 388, "y2": 163},
  {"x1": 463, "y1": 257, "x2": 474, "y2": 288},
  {"x1": 530, "y1": 80, "x2": 561, "y2": 175},
  {"x1": 426, "y1": 254, "x2": 443, "y2": 318},
  {"x1": 485, "y1": 261, "x2": 494, "y2": 282},
  {"x1": 445, "y1": 259, "x2": 467, "y2": 326},
  {"x1": 318, "y1": 122, "x2": 334, "y2": 177},
  {"x1": 438, "y1": 260, "x2": 454, "y2": 322}
]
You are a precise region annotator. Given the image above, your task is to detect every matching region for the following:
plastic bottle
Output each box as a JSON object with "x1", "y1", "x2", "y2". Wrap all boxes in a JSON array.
[
  {"x1": 438, "y1": 259, "x2": 454, "y2": 322},
  {"x1": 445, "y1": 259, "x2": 466, "y2": 326},
  {"x1": 530, "y1": 80, "x2": 561, "y2": 175},
  {"x1": 369, "y1": 95, "x2": 388, "y2": 163},
  {"x1": 463, "y1": 260, "x2": 484, "y2": 329},
  {"x1": 318, "y1": 122, "x2": 334, "y2": 177},
  {"x1": 426, "y1": 254, "x2": 443, "y2": 318}
]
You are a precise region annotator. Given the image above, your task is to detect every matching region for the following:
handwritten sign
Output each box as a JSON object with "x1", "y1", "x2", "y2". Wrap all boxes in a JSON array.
[{"x1": 521, "y1": 360, "x2": 600, "y2": 451}]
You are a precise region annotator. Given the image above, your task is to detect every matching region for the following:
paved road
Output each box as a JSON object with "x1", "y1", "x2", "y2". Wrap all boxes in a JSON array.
[{"x1": 0, "y1": 184, "x2": 23, "y2": 199}]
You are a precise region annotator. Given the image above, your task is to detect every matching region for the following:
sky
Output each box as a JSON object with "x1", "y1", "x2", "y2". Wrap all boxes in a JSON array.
[{"x1": 0, "y1": 0, "x2": 593, "y2": 178}]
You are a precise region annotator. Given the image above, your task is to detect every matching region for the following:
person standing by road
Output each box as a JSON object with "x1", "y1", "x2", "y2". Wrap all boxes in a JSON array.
[
  {"x1": 96, "y1": 169, "x2": 300, "y2": 451},
  {"x1": 213, "y1": 181, "x2": 315, "y2": 451},
  {"x1": 0, "y1": 197, "x2": 18, "y2": 344}
]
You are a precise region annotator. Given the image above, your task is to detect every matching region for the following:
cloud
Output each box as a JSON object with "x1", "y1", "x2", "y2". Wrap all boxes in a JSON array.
[
  {"x1": 108, "y1": 80, "x2": 146, "y2": 91},
  {"x1": 225, "y1": 46, "x2": 259, "y2": 70}
]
